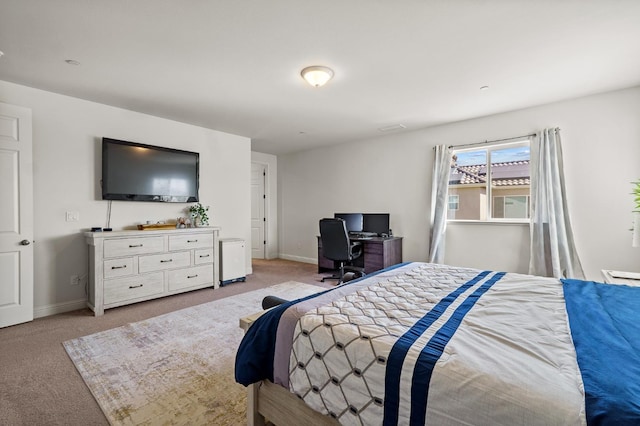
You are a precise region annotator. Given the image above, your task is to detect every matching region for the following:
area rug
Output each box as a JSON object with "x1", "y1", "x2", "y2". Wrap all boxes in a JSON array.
[{"x1": 63, "y1": 282, "x2": 323, "y2": 425}]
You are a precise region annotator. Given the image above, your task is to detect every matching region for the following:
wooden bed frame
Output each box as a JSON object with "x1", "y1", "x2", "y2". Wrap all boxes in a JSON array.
[
  {"x1": 247, "y1": 379, "x2": 339, "y2": 426},
  {"x1": 240, "y1": 312, "x2": 339, "y2": 426}
]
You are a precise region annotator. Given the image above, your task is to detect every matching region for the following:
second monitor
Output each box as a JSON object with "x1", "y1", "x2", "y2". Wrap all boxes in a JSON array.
[{"x1": 363, "y1": 213, "x2": 390, "y2": 236}]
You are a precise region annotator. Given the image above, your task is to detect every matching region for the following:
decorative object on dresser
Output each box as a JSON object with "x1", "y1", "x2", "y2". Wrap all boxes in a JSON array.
[
  {"x1": 188, "y1": 202, "x2": 210, "y2": 227},
  {"x1": 136, "y1": 222, "x2": 177, "y2": 231},
  {"x1": 85, "y1": 228, "x2": 220, "y2": 316}
]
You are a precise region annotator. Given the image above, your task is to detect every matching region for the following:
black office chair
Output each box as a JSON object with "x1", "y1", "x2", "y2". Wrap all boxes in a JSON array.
[{"x1": 319, "y1": 218, "x2": 366, "y2": 284}]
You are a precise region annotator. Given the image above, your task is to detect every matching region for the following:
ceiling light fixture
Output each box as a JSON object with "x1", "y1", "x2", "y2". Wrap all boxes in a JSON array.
[{"x1": 301, "y1": 66, "x2": 334, "y2": 87}]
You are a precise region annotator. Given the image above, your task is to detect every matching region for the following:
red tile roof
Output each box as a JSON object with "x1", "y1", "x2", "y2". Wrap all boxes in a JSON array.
[{"x1": 449, "y1": 160, "x2": 530, "y2": 186}]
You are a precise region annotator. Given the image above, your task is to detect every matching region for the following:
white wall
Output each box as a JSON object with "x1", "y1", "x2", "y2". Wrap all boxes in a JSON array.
[
  {"x1": 279, "y1": 86, "x2": 640, "y2": 280},
  {"x1": 251, "y1": 151, "x2": 278, "y2": 259},
  {"x1": 0, "y1": 80, "x2": 252, "y2": 317}
]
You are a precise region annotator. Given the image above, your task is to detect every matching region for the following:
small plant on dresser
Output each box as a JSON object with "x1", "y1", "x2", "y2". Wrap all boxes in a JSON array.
[{"x1": 188, "y1": 203, "x2": 210, "y2": 227}]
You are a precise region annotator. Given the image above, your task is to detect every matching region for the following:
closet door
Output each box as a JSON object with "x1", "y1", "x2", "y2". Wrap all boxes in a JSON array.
[
  {"x1": 0, "y1": 102, "x2": 34, "y2": 328},
  {"x1": 251, "y1": 163, "x2": 266, "y2": 259}
]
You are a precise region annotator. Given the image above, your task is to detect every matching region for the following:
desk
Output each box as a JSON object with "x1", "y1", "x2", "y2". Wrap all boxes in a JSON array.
[{"x1": 317, "y1": 236, "x2": 403, "y2": 275}]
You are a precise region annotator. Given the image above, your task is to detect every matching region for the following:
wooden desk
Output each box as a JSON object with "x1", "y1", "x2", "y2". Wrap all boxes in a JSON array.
[{"x1": 317, "y1": 236, "x2": 403, "y2": 275}]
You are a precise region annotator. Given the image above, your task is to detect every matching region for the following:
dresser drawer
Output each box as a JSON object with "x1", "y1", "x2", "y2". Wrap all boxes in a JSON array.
[
  {"x1": 194, "y1": 248, "x2": 214, "y2": 265},
  {"x1": 104, "y1": 236, "x2": 164, "y2": 258},
  {"x1": 167, "y1": 265, "x2": 214, "y2": 292},
  {"x1": 104, "y1": 258, "x2": 134, "y2": 279},
  {"x1": 169, "y1": 233, "x2": 214, "y2": 251},
  {"x1": 103, "y1": 272, "x2": 164, "y2": 305},
  {"x1": 139, "y1": 251, "x2": 190, "y2": 273}
]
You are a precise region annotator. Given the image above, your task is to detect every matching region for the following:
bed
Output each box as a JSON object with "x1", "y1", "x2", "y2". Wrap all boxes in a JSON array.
[{"x1": 235, "y1": 262, "x2": 640, "y2": 425}]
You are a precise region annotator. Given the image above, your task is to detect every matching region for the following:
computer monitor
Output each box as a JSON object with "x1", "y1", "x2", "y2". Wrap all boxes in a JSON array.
[
  {"x1": 363, "y1": 213, "x2": 390, "y2": 236},
  {"x1": 334, "y1": 213, "x2": 363, "y2": 233}
]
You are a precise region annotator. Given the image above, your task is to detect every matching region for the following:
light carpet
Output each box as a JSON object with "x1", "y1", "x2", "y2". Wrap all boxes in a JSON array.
[{"x1": 63, "y1": 282, "x2": 323, "y2": 425}]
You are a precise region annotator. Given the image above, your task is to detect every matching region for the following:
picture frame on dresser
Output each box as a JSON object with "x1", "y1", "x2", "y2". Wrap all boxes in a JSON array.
[{"x1": 85, "y1": 227, "x2": 220, "y2": 316}]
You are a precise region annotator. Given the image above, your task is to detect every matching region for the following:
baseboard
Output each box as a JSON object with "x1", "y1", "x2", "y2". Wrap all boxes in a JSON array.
[
  {"x1": 279, "y1": 254, "x2": 317, "y2": 264},
  {"x1": 34, "y1": 299, "x2": 88, "y2": 319}
]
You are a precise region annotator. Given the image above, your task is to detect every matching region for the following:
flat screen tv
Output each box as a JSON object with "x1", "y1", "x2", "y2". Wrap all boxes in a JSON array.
[{"x1": 102, "y1": 137, "x2": 199, "y2": 202}]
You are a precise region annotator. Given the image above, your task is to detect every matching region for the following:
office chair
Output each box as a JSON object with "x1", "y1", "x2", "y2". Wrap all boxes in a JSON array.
[{"x1": 319, "y1": 218, "x2": 366, "y2": 284}]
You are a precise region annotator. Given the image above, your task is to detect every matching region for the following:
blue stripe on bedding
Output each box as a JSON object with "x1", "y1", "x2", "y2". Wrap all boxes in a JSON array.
[
  {"x1": 382, "y1": 270, "x2": 493, "y2": 426},
  {"x1": 562, "y1": 279, "x2": 640, "y2": 425},
  {"x1": 235, "y1": 262, "x2": 409, "y2": 386},
  {"x1": 410, "y1": 271, "x2": 505, "y2": 425}
]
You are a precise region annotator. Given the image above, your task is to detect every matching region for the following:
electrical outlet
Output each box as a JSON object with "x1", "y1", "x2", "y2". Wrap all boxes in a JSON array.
[
  {"x1": 66, "y1": 211, "x2": 80, "y2": 222},
  {"x1": 70, "y1": 275, "x2": 79, "y2": 286}
]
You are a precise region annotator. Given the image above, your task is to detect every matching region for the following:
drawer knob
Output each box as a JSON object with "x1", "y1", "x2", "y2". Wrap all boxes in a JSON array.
[
  {"x1": 112, "y1": 265, "x2": 127, "y2": 270},
  {"x1": 187, "y1": 239, "x2": 198, "y2": 243},
  {"x1": 187, "y1": 274, "x2": 199, "y2": 279},
  {"x1": 129, "y1": 244, "x2": 143, "y2": 248},
  {"x1": 160, "y1": 259, "x2": 173, "y2": 263},
  {"x1": 199, "y1": 254, "x2": 210, "y2": 258},
  {"x1": 129, "y1": 284, "x2": 143, "y2": 289}
]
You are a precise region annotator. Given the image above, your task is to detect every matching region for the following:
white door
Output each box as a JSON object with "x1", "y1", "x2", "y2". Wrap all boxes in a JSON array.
[
  {"x1": 0, "y1": 103, "x2": 34, "y2": 328},
  {"x1": 251, "y1": 163, "x2": 266, "y2": 259}
]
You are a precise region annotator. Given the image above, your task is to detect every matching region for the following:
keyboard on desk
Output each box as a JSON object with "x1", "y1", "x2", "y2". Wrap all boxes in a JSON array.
[{"x1": 350, "y1": 232, "x2": 378, "y2": 239}]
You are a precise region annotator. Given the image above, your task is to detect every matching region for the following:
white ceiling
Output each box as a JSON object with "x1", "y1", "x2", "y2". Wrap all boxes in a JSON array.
[{"x1": 1, "y1": 1, "x2": 640, "y2": 155}]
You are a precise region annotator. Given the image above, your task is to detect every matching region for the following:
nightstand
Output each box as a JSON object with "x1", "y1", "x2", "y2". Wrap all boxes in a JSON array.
[{"x1": 601, "y1": 270, "x2": 640, "y2": 287}]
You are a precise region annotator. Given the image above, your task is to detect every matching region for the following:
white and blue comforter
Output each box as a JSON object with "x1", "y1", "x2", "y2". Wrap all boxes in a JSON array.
[{"x1": 235, "y1": 262, "x2": 640, "y2": 425}]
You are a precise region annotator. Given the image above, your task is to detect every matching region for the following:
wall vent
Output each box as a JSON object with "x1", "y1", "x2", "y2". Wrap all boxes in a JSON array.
[{"x1": 378, "y1": 124, "x2": 406, "y2": 132}]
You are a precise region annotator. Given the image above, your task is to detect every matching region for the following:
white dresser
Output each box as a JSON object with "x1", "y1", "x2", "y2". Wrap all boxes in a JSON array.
[{"x1": 85, "y1": 227, "x2": 220, "y2": 316}]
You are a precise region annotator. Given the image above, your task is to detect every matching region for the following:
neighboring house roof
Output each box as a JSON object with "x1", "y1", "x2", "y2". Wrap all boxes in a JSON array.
[{"x1": 449, "y1": 160, "x2": 530, "y2": 186}]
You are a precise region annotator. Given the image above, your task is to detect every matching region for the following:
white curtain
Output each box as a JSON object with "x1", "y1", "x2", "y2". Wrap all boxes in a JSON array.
[
  {"x1": 529, "y1": 128, "x2": 585, "y2": 279},
  {"x1": 428, "y1": 145, "x2": 452, "y2": 263}
]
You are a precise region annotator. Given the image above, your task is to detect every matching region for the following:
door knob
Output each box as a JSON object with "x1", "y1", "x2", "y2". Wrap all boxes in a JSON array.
[{"x1": 20, "y1": 239, "x2": 31, "y2": 246}]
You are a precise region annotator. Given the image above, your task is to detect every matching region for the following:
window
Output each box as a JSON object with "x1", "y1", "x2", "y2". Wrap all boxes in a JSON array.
[
  {"x1": 493, "y1": 195, "x2": 530, "y2": 219},
  {"x1": 448, "y1": 194, "x2": 459, "y2": 211},
  {"x1": 447, "y1": 140, "x2": 530, "y2": 221}
]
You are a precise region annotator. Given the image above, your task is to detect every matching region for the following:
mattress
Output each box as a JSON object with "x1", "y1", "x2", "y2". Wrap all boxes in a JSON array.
[{"x1": 235, "y1": 262, "x2": 640, "y2": 425}]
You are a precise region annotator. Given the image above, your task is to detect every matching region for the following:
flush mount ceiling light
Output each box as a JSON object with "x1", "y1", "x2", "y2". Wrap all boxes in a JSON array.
[{"x1": 301, "y1": 65, "x2": 334, "y2": 87}]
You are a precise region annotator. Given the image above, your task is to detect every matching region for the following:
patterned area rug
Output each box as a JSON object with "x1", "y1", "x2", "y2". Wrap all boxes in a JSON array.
[{"x1": 63, "y1": 282, "x2": 323, "y2": 425}]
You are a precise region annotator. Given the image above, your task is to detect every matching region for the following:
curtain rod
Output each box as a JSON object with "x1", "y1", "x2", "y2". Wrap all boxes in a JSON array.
[{"x1": 447, "y1": 133, "x2": 537, "y2": 150}]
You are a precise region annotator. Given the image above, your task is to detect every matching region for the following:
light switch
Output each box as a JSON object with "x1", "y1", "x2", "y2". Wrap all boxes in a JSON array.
[{"x1": 66, "y1": 211, "x2": 79, "y2": 222}]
